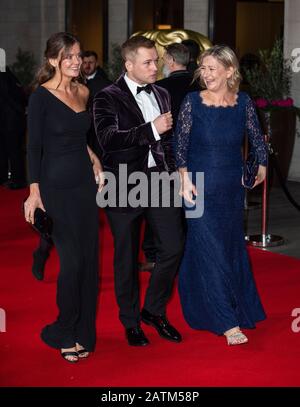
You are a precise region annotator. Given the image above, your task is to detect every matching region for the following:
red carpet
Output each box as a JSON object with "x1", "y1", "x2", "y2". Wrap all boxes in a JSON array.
[{"x1": 0, "y1": 186, "x2": 300, "y2": 387}]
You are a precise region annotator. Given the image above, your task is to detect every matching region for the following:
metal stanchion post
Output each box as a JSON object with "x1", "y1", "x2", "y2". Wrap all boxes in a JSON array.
[{"x1": 245, "y1": 134, "x2": 284, "y2": 248}]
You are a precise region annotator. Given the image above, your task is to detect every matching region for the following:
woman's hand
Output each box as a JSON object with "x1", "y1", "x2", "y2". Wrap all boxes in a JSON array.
[
  {"x1": 24, "y1": 184, "x2": 45, "y2": 224},
  {"x1": 179, "y1": 170, "x2": 198, "y2": 206},
  {"x1": 252, "y1": 165, "x2": 267, "y2": 188}
]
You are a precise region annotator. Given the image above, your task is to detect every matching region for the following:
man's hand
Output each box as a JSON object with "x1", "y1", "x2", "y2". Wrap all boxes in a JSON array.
[
  {"x1": 153, "y1": 111, "x2": 173, "y2": 134},
  {"x1": 92, "y1": 158, "x2": 105, "y2": 192}
]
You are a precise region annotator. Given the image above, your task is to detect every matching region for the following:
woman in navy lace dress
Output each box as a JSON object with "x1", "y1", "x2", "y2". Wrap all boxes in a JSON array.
[{"x1": 175, "y1": 45, "x2": 267, "y2": 345}]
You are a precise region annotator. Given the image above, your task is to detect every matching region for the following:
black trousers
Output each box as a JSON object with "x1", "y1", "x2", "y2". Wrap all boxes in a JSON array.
[
  {"x1": 106, "y1": 204, "x2": 184, "y2": 329},
  {"x1": 142, "y1": 221, "x2": 156, "y2": 262}
]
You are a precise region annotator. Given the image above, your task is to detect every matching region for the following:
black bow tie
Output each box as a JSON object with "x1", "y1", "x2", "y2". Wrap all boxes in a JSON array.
[{"x1": 136, "y1": 84, "x2": 152, "y2": 94}]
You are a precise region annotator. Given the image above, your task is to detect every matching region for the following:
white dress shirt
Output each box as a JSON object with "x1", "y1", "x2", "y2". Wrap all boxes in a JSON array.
[
  {"x1": 86, "y1": 71, "x2": 97, "y2": 80},
  {"x1": 124, "y1": 74, "x2": 161, "y2": 168}
]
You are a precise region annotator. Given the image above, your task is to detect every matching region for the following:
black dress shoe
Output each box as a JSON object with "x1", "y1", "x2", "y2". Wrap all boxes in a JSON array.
[
  {"x1": 32, "y1": 248, "x2": 50, "y2": 281},
  {"x1": 141, "y1": 309, "x2": 182, "y2": 343},
  {"x1": 125, "y1": 326, "x2": 150, "y2": 346}
]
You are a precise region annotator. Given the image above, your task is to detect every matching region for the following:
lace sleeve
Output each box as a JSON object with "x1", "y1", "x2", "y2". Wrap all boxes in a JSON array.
[
  {"x1": 245, "y1": 94, "x2": 268, "y2": 166},
  {"x1": 175, "y1": 94, "x2": 193, "y2": 168}
]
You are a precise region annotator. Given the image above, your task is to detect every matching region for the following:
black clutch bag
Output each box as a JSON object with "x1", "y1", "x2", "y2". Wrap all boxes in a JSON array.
[
  {"x1": 243, "y1": 149, "x2": 259, "y2": 189},
  {"x1": 32, "y1": 208, "x2": 53, "y2": 237},
  {"x1": 22, "y1": 201, "x2": 53, "y2": 238}
]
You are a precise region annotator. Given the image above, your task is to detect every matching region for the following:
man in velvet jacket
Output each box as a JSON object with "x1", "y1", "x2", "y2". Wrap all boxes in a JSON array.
[{"x1": 93, "y1": 36, "x2": 184, "y2": 347}]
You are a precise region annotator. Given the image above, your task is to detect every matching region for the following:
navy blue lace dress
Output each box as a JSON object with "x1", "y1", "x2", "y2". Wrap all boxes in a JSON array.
[{"x1": 175, "y1": 91, "x2": 267, "y2": 335}]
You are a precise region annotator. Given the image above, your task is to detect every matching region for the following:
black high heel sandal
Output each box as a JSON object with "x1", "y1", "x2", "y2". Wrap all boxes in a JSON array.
[
  {"x1": 61, "y1": 351, "x2": 79, "y2": 363},
  {"x1": 77, "y1": 349, "x2": 90, "y2": 359}
]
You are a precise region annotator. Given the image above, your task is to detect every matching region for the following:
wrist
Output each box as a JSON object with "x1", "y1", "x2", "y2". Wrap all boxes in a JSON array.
[
  {"x1": 29, "y1": 183, "x2": 40, "y2": 196},
  {"x1": 180, "y1": 171, "x2": 189, "y2": 181}
]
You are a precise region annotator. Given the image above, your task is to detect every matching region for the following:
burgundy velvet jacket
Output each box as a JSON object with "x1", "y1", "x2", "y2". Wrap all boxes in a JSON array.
[{"x1": 93, "y1": 75, "x2": 175, "y2": 177}]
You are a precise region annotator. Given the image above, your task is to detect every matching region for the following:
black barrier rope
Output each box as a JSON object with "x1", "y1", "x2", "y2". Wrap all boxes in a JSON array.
[{"x1": 268, "y1": 142, "x2": 300, "y2": 211}]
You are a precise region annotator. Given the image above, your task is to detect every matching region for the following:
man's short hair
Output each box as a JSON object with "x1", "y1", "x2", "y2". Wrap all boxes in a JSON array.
[
  {"x1": 82, "y1": 50, "x2": 98, "y2": 60},
  {"x1": 121, "y1": 36, "x2": 156, "y2": 61},
  {"x1": 165, "y1": 43, "x2": 190, "y2": 67},
  {"x1": 181, "y1": 39, "x2": 200, "y2": 61}
]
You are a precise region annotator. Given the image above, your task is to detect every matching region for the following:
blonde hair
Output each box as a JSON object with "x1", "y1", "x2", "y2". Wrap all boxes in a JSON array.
[{"x1": 194, "y1": 45, "x2": 242, "y2": 92}]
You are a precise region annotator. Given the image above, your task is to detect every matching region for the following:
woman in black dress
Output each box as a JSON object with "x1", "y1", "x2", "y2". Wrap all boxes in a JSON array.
[{"x1": 24, "y1": 32, "x2": 103, "y2": 363}]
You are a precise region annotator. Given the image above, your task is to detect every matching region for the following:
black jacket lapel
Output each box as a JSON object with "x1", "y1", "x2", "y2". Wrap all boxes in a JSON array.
[{"x1": 116, "y1": 75, "x2": 145, "y2": 122}]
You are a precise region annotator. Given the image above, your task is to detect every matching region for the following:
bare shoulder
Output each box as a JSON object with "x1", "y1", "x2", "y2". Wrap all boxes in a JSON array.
[
  {"x1": 77, "y1": 82, "x2": 89, "y2": 96},
  {"x1": 40, "y1": 79, "x2": 54, "y2": 90}
]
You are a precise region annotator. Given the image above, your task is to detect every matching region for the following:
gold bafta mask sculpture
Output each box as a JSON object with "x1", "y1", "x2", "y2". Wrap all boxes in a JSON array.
[{"x1": 132, "y1": 29, "x2": 212, "y2": 79}]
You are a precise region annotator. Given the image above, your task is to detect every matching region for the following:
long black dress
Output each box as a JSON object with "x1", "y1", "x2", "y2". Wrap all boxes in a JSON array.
[{"x1": 27, "y1": 86, "x2": 99, "y2": 351}]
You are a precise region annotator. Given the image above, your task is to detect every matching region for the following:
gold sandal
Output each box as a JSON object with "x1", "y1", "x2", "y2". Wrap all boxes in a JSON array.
[{"x1": 225, "y1": 330, "x2": 248, "y2": 346}]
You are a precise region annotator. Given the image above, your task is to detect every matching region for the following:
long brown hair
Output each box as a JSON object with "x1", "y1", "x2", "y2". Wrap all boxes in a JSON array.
[{"x1": 33, "y1": 32, "x2": 82, "y2": 89}]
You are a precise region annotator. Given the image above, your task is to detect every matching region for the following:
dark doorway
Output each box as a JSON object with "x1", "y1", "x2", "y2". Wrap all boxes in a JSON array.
[
  {"x1": 129, "y1": 0, "x2": 184, "y2": 35},
  {"x1": 209, "y1": 0, "x2": 284, "y2": 57},
  {"x1": 66, "y1": 0, "x2": 108, "y2": 64},
  {"x1": 236, "y1": 1, "x2": 284, "y2": 59}
]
